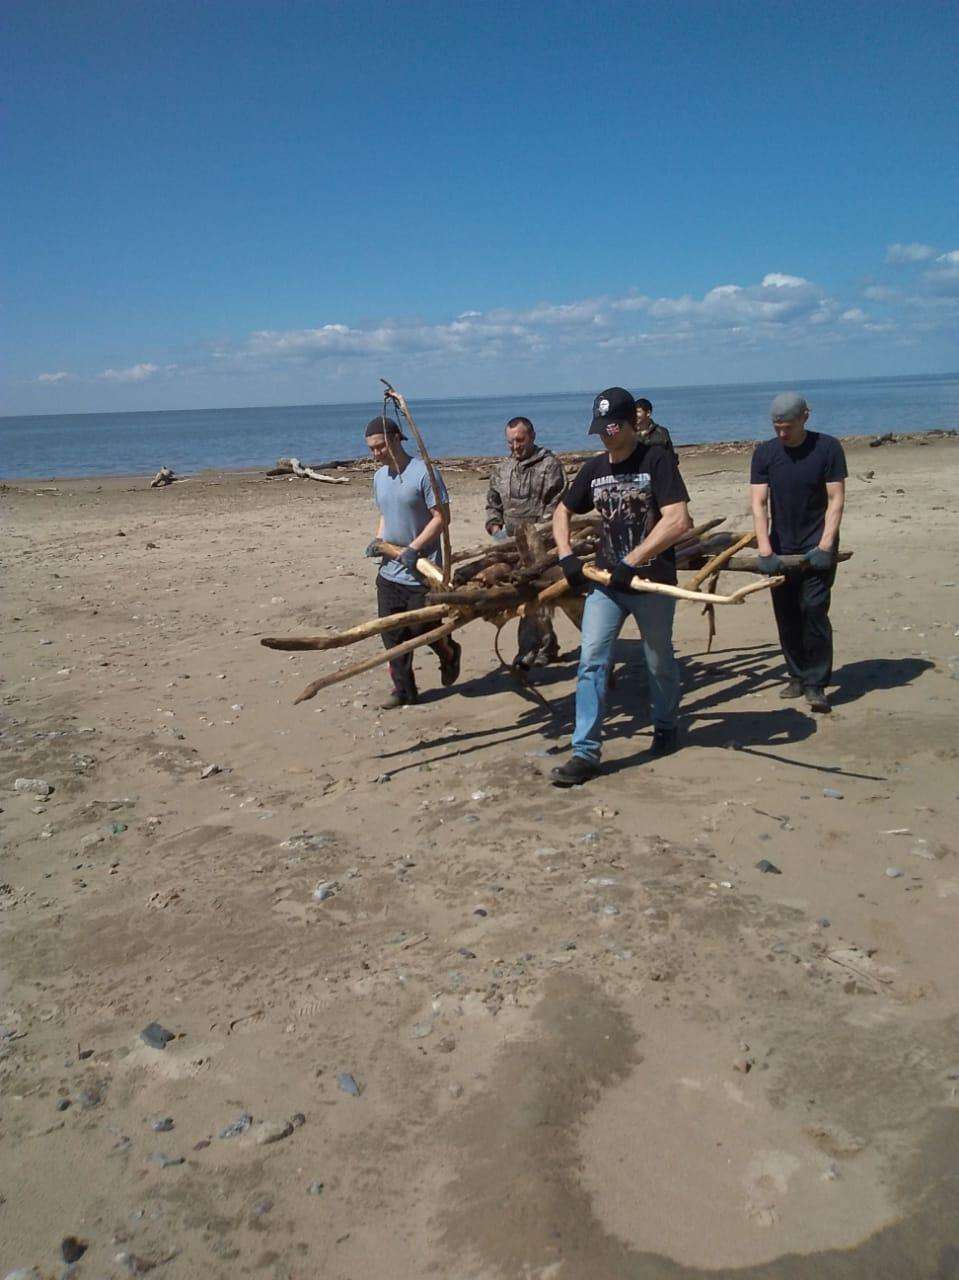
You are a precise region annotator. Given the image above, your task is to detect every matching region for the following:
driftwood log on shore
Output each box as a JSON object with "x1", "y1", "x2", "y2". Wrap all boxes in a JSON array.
[{"x1": 267, "y1": 458, "x2": 350, "y2": 484}]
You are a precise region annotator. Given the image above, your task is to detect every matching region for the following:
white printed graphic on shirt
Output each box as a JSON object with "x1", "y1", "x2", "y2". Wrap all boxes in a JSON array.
[{"x1": 590, "y1": 472, "x2": 654, "y2": 563}]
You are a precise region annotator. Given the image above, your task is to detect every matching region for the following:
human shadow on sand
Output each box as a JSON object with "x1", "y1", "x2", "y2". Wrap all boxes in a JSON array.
[{"x1": 829, "y1": 656, "x2": 934, "y2": 706}]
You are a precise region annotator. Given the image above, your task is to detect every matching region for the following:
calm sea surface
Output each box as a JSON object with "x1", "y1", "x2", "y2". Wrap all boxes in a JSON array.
[{"x1": 2, "y1": 373, "x2": 957, "y2": 479}]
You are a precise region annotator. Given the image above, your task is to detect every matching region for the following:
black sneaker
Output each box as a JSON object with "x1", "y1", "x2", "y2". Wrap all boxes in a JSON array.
[
  {"x1": 779, "y1": 679, "x2": 804, "y2": 699},
  {"x1": 650, "y1": 726, "x2": 679, "y2": 756},
  {"x1": 550, "y1": 756, "x2": 599, "y2": 787},
  {"x1": 804, "y1": 686, "x2": 831, "y2": 713},
  {"x1": 439, "y1": 638, "x2": 462, "y2": 687},
  {"x1": 379, "y1": 690, "x2": 417, "y2": 711}
]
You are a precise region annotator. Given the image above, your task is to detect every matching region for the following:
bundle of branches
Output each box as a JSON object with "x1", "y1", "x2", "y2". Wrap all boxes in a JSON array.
[{"x1": 261, "y1": 515, "x2": 792, "y2": 704}]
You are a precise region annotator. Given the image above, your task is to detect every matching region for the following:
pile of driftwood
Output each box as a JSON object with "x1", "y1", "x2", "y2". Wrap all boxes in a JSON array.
[{"x1": 261, "y1": 513, "x2": 851, "y2": 705}]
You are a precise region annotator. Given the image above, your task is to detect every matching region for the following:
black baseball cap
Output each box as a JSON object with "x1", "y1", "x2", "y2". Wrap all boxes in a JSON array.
[
  {"x1": 588, "y1": 387, "x2": 636, "y2": 436},
  {"x1": 364, "y1": 415, "x2": 407, "y2": 441}
]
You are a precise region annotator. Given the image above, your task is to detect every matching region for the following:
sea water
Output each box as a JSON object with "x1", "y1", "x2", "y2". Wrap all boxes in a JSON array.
[{"x1": 1, "y1": 372, "x2": 956, "y2": 479}]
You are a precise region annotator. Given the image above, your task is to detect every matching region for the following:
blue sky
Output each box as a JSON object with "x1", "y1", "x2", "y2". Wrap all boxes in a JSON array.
[{"x1": 4, "y1": 0, "x2": 957, "y2": 414}]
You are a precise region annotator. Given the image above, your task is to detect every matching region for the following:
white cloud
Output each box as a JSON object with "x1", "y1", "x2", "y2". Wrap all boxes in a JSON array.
[
  {"x1": 761, "y1": 273, "x2": 808, "y2": 288},
  {"x1": 886, "y1": 242, "x2": 937, "y2": 264},
  {"x1": 36, "y1": 370, "x2": 71, "y2": 383},
  {"x1": 840, "y1": 308, "x2": 866, "y2": 322},
  {"x1": 208, "y1": 271, "x2": 844, "y2": 379},
  {"x1": 862, "y1": 284, "x2": 898, "y2": 301},
  {"x1": 935, "y1": 249, "x2": 959, "y2": 265},
  {"x1": 99, "y1": 362, "x2": 160, "y2": 382}
]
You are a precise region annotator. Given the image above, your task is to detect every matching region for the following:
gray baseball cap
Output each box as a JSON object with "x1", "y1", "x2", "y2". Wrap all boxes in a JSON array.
[{"x1": 770, "y1": 392, "x2": 808, "y2": 421}]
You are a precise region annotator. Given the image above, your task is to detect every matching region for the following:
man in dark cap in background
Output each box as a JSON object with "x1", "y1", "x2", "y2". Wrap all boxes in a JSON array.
[
  {"x1": 750, "y1": 393, "x2": 847, "y2": 713},
  {"x1": 485, "y1": 415, "x2": 567, "y2": 667},
  {"x1": 550, "y1": 387, "x2": 693, "y2": 785},
  {"x1": 363, "y1": 415, "x2": 461, "y2": 709},
  {"x1": 635, "y1": 397, "x2": 677, "y2": 454}
]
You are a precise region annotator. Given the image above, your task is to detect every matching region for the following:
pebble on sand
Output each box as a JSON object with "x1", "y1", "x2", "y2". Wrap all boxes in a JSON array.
[
  {"x1": 13, "y1": 778, "x2": 53, "y2": 796},
  {"x1": 140, "y1": 1022, "x2": 176, "y2": 1050}
]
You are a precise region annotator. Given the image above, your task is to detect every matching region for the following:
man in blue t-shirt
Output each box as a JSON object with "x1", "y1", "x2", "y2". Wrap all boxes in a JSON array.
[
  {"x1": 363, "y1": 416, "x2": 461, "y2": 709},
  {"x1": 549, "y1": 387, "x2": 693, "y2": 786},
  {"x1": 750, "y1": 393, "x2": 847, "y2": 713}
]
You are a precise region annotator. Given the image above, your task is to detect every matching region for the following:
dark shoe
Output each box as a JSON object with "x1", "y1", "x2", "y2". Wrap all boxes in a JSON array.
[
  {"x1": 439, "y1": 638, "x2": 462, "y2": 687},
  {"x1": 650, "y1": 726, "x2": 679, "y2": 756},
  {"x1": 804, "y1": 686, "x2": 831, "y2": 713},
  {"x1": 379, "y1": 690, "x2": 417, "y2": 710},
  {"x1": 550, "y1": 756, "x2": 599, "y2": 787},
  {"x1": 779, "y1": 679, "x2": 804, "y2": 699},
  {"x1": 534, "y1": 641, "x2": 561, "y2": 667}
]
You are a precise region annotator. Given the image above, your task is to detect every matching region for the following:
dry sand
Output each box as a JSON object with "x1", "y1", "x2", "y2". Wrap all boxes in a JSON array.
[{"x1": 1, "y1": 434, "x2": 958, "y2": 1279}]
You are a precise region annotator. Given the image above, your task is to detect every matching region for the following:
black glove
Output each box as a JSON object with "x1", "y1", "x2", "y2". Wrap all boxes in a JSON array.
[
  {"x1": 559, "y1": 554, "x2": 586, "y2": 591},
  {"x1": 608, "y1": 560, "x2": 636, "y2": 591},
  {"x1": 757, "y1": 553, "x2": 785, "y2": 575},
  {"x1": 804, "y1": 546, "x2": 834, "y2": 571},
  {"x1": 364, "y1": 539, "x2": 382, "y2": 558},
  {"x1": 398, "y1": 546, "x2": 420, "y2": 573}
]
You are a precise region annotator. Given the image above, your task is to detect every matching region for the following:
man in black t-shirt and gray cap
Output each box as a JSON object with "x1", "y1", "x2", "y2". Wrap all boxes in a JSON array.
[
  {"x1": 750, "y1": 393, "x2": 847, "y2": 713},
  {"x1": 549, "y1": 387, "x2": 693, "y2": 785}
]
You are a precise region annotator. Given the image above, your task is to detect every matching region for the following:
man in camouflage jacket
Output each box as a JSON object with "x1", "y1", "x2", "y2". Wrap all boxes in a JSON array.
[{"x1": 485, "y1": 417, "x2": 567, "y2": 667}]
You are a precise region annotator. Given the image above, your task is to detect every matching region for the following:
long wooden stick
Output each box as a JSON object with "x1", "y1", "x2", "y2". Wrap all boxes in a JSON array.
[
  {"x1": 689, "y1": 532, "x2": 756, "y2": 589},
  {"x1": 531, "y1": 560, "x2": 782, "y2": 606},
  {"x1": 293, "y1": 615, "x2": 471, "y2": 704},
  {"x1": 584, "y1": 565, "x2": 782, "y2": 604},
  {"x1": 381, "y1": 381, "x2": 452, "y2": 587},
  {"x1": 710, "y1": 550, "x2": 852, "y2": 575},
  {"x1": 261, "y1": 604, "x2": 451, "y2": 651}
]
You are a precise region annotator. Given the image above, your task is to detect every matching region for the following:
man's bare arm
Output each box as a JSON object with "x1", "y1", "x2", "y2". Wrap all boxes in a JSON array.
[
  {"x1": 552, "y1": 501, "x2": 574, "y2": 557},
  {"x1": 408, "y1": 507, "x2": 448, "y2": 553},
  {"x1": 750, "y1": 483, "x2": 773, "y2": 557},
  {"x1": 819, "y1": 480, "x2": 845, "y2": 551},
  {"x1": 622, "y1": 501, "x2": 692, "y2": 569}
]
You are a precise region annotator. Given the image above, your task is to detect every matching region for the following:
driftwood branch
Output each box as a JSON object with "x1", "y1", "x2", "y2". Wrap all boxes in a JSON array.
[
  {"x1": 372, "y1": 539, "x2": 445, "y2": 586},
  {"x1": 582, "y1": 564, "x2": 783, "y2": 604},
  {"x1": 261, "y1": 604, "x2": 450, "y2": 651},
  {"x1": 698, "y1": 551, "x2": 853, "y2": 575},
  {"x1": 689, "y1": 532, "x2": 757, "y2": 590},
  {"x1": 289, "y1": 458, "x2": 350, "y2": 484},
  {"x1": 293, "y1": 614, "x2": 471, "y2": 704}
]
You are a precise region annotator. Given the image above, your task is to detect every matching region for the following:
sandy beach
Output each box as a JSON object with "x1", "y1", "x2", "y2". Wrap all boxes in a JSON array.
[{"x1": 2, "y1": 432, "x2": 958, "y2": 1279}]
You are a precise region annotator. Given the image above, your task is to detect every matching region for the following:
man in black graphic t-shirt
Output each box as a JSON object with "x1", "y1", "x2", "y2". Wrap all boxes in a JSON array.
[
  {"x1": 550, "y1": 386, "x2": 692, "y2": 786},
  {"x1": 750, "y1": 392, "x2": 847, "y2": 713}
]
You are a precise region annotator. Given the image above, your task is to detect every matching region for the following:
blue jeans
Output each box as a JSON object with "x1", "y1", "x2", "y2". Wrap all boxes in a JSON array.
[{"x1": 572, "y1": 586, "x2": 681, "y2": 764}]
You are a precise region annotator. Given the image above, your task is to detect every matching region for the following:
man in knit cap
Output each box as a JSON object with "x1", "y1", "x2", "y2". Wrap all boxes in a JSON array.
[{"x1": 750, "y1": 393, "x2": 847, "y2": 713}]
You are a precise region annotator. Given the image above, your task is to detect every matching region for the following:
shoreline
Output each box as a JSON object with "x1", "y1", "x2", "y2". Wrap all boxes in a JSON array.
[{"x1": 2, "y1": 425, "x2": 955, "y2": 488}]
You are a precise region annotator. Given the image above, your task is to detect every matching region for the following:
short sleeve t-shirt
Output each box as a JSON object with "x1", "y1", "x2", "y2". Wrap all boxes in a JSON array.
[
  {"x1": 562, "y1": 444, "x2": 690, "y2": 584},
  {"x1": 750, "y1": 431, "x2": 847, "y2": 554},
  {"x1": 373, "y1": 457, "x2": 449, "y2": 587}
]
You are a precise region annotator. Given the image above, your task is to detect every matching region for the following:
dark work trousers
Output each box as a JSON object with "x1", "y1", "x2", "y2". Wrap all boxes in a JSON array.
[
  {"x1": 770, "y1": 562, "x2": 837, "y2": 689},
  {"x1": 376, "y1": 574, "x2": 449, "y2": 699}
]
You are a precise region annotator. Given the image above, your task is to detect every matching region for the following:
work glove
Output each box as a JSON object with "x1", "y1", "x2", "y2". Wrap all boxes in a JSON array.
[
  {"x1": 490, "y1": 528, "x2": 509, "y2": 543},
  {"x1": 398, "y1": 546, "x2": 420, "y2": 573},
  {"x1": 364, "y1": 540, "x2": 382, "y2": 558},
  {"x1": 559, "y1": 554, "x2": 587, "y2": 592},
  {"x1": 608, "y1": 560, "x2": 637, "y2": 592},
  {"x1": 804, "y1": 546, "x2": 834, "y2": 571},
  {"x1": 756, "y1": 553, "x2": 785, "y2": 575}
]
